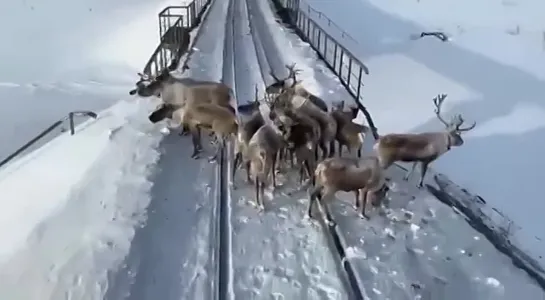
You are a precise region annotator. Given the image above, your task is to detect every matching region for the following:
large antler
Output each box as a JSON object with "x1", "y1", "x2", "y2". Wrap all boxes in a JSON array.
[
  {"x1": 432, "y1": 94, "x2": 450, "y2": 127},
  {"x1": 285, "y1": 63, "x2": 302, "y2": 80},
  {"x1": 452, "y1": 114, "x2": 477, "y2": 132}
]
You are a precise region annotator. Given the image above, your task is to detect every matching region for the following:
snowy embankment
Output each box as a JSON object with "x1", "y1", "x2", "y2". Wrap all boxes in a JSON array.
[
  {"x1": 0, "y1": 0, "x2": 191, "y2": 298},
  {"x1": 307, "y1": 0, "x2": 545, "y2": 264}
]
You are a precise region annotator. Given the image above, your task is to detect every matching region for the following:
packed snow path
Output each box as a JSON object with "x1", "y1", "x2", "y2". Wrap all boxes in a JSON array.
[{"x1": 103, "y1": 0, "x2": 545, "y2": 299}]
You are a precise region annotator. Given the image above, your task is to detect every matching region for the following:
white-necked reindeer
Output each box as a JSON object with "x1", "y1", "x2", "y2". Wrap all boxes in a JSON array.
[{"x1": 374, "y1": 94, "x2": 476, "y2": 187}]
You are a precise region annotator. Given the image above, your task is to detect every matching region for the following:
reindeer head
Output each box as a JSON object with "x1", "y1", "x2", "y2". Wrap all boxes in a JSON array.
[
  {"x1": 433, "y1": 94, "x2": 477, "y2": 147},
  {"x1": 265, "y1": 86, "x2": 296, "y2": 123},
  {"x1": 148, "y1": 103, "x2": 176, "y2": 123},
  {"x1": 237, "y1": 85, "x2": 264, "y2": 115},
  {"x1": 265, "y1": 63, "x2": 302, "y2": 94},
  {"x1": 129, "y1": 68, "x2": 172, "y2": 97}
]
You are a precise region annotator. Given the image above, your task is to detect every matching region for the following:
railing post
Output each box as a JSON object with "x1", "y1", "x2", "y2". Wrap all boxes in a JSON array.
[
  {"x1": 356, "y1": 65, "x2": 363, "y2": 98},
  {"x1": 324, "y1": 36, "x2": 328, "y2": 60},
  {"x1": 69, "y1": 112, "x2": 75, "y2": 135},
  {"x1": 333, "y1": 43, "x2": 338, "y2": 70},
  {"x1": 347, "y1": 58, "x2": 352, "y2": 86},
  {"x1": 314, "y1": 26, "x2": 322, "y2": 53},
  {"x1": 190, "y1": 1, "x2": 196, "y2": 28},
  {"x1": 339, "y1": 50, "x2": 344, "y2": 81}
]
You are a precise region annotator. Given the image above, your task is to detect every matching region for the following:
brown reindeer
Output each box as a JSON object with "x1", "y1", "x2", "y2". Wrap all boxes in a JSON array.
[{"x1": 374, "y1": 94, "x2": 476, "y2": 187}]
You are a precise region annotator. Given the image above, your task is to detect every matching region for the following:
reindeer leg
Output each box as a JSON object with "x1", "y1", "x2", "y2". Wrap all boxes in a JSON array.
[
  {"x1": 354, "y1": 189, "x2": 360, "y2": 210},
  {"x1": 290, "y1": 149, "x2": 295, "y2": 169},
  {"x1": 320, "y1": 189, "x2": 336, "y2": 227},
  {"x1": 404, "y1": 162, "x2": 418, "y2": 181},
  {"x1": 308, "y1": 185, "x2": 323, "y2": 219},
  {"x1": 208, "y1": 135, "x2": 223, "y2": 162},
  {"x1": 329, "y1": 140, "x2": 336, "y2": 157},
  {"x1": 304, "y1": 160, "x2": 313, "y2": 184},
  {"x1": 272, "y1": 153, "x2": 277, "y2": 188},
  {"x1": 233, "y1": 152, "x2": 242, "y2": 179},
  {"x1": 255, "y1": 177, "x2": 261, "y2": 209},
  {"x1": 360, "y1": 188, "x2": 370, "y2": 219},
  {"x1": 259, "y1": 180, "x2": 266, "y2": 210},
  {"x1": 319, "y1": 141, "x2": 328, "y2": 160},
  {"x1": 357, "y1": 146, "x2": 362, "y2": 158},
  {"x1": 190, "y1": 125, "x2": 202, "y2": 159},
  {"x1": 245, "y1": 161, "x2": 252, "y2": 184},
  {"x1": 418, "y1": 162, "x2": 430, "y2": 188}
]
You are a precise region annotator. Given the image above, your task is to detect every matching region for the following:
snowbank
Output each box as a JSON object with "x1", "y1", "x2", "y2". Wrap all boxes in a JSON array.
[
  {"x1": 0, "y1": 98, "x2": 164, "y2": 299},
  {"x1": 307, "y1": 0, "x2": 545, "y2": 262}
]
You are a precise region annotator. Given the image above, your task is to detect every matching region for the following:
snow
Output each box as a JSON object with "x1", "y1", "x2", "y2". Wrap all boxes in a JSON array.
[
  {"x1": 0, "y1": 0, "x2": 192, "y2": 297},
  {"x1": 0, "y1": 0, "x2": 189, "y2": 161},
  {"x1": 0, "y1": 98, "x2": 163, "y2": 299},
  {"x1": 2, "y1": 0, "x2": 545, "y2": 297},
  {"x1": 307, "y1": 0, "x2": 545, "y2": 261}
]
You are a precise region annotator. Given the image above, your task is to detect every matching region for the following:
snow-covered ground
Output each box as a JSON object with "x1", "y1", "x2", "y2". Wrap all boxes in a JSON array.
[
  {"x1": 306, "y1": 0, "x2": 545, "y2": 262},
  {"x1": 0, "y1": 0, "x2": 191, "y2": 298}
]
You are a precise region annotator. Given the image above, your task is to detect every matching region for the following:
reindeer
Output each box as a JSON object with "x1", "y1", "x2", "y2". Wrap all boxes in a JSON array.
[
  {"x1": 266, "y1": 64, "x2": 328, "y2": 112},
  {"x1": 245, "y1": 124, "x2": 286, "y2": 210},
  {"x1": 233, "y1": 86, "x2": 266, "y2": 182},
  {"x1": 331, "y1": 101, "x2": 368, "y2": 157},
  {"x1": 374, "y1": 94, "x2": 476, "y2": 187},
  {"x1": 267, "y1": 83, "x2": 337, "y2": 159},
  {"x1": 309, "y1": 156, "x2": 389, "y2": 225},
  {"x1": 174, "y1": 102, "x2": 239, "y2": 160},
  {"x1": 130, "y1": 68, "x2": 236, "y2": 136},
  {"x1": 281, "y1": 122, "x2": 317, "y2": 185}
]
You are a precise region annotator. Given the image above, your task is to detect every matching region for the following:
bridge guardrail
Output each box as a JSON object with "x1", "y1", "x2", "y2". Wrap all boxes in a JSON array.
[
  {"x1": 143, "y1": 0, "x2": 212, "y2": 77},
  {"x1": 273, "y1": 0, "x2": 378, "y2": 140},
  {"x1": 0, "y1": 111, "x2": 98, "y2": 169}
]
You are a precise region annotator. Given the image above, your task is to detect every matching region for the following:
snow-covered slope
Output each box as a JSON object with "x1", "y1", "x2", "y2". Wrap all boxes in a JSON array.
[{"x1": 306, "y1": 0, "x2": 545, "y2": 263}]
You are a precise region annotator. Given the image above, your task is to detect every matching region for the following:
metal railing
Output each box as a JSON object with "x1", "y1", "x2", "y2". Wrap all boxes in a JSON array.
[
  {"x1": 142, "y1": 0, "x2": 212, "y2": 78},
  {"x1": 0, "y1": 111, "x2": 98, "y2": 169},
  {"x1": 274, "y1": 0, "x2": 379, "y2": 140}
]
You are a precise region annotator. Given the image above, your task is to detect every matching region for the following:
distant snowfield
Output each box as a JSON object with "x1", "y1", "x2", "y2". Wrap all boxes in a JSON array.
[{"x1": 308, "y1": 0, "x2": 545, "y2": 261}]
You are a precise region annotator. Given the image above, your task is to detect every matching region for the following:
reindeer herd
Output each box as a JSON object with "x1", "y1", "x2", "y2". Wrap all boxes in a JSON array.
[{"x1": 129, "y1": 64, "x2": 476, "y2": 225}]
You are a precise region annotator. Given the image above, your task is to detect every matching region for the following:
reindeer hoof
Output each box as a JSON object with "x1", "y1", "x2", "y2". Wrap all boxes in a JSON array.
[
  {"x1": 191, "y1": 150, "x2": 202, "y2": 159},
  {"x1": 326, "y1": 220, "x2": 337, "y2": 227},
  {"x1": 360, "y1": 213, "x2": 370, "y2": 220},
  {"x1": 208, "y1": 155, "x2": 218, "y2": 163}
]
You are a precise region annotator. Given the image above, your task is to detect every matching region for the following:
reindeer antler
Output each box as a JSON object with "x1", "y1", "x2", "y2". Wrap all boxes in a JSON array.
[
  {"x1": 254, "y1": 84, "x2": 259, "y2": 103},
  {"x1": 432, "y1": 94, "x2": 450, "y2": 127},
  {"x1": 269, "y1": 69, "x2": 280, "y2": 81},
  {"x1": 453, "y1": 114, "x2": 477, "y2": 132},
  {"x1": 285, "y1": 63, "x2": 302, "y2": 78}
]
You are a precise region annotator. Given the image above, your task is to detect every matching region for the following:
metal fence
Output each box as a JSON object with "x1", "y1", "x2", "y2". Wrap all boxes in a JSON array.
[
  {"x1": 0, "y1": 111, "x2": 98, "y2": 169},
  {"x1": 143, "y1": 0, "x2": 212, "y2": 77},
  {"x1": 276, "y1": 0, "x2": 379, "y2": 139}
]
